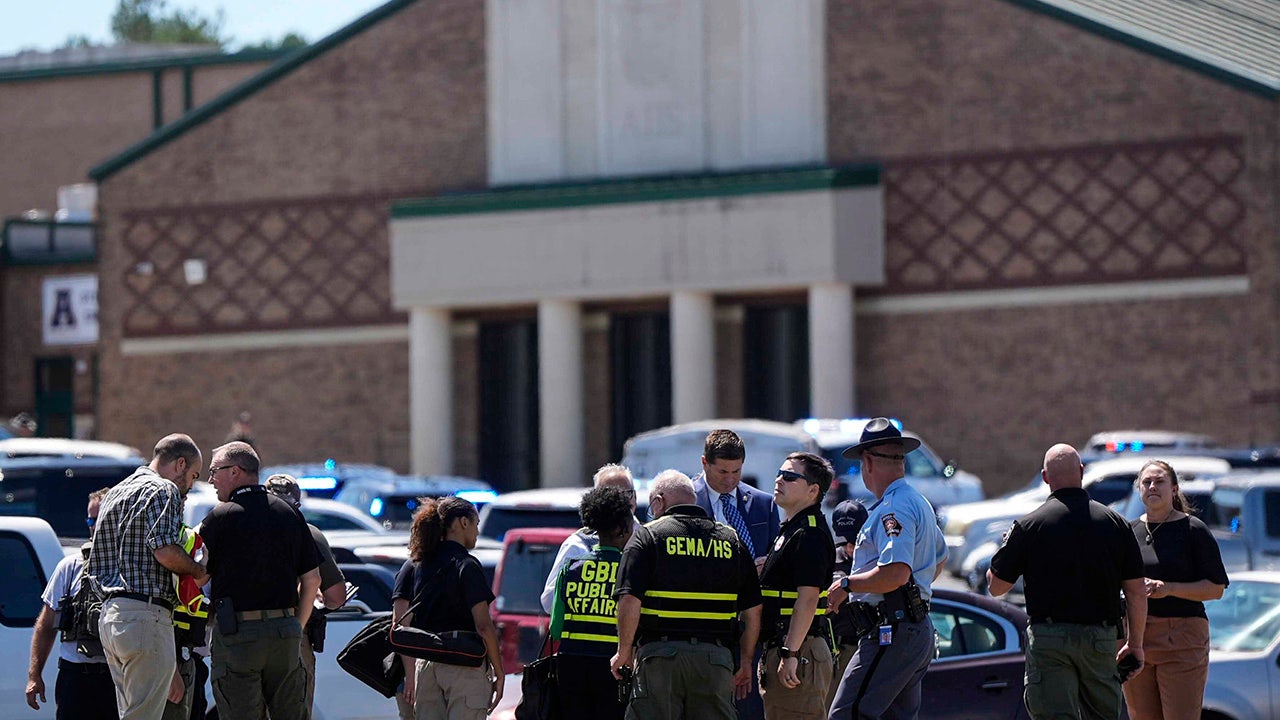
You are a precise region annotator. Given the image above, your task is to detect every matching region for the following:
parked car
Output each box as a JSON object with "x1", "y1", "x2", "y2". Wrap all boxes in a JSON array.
[
  {"x1": 490, "y1": 527, "x2": 574, "y2": 673},
  {"x1": 490, "y1": 588, "x2": 1031, "y2": 720},
  {"x1": 259, "y1": 460, "x2": 399, "y2": 500},
  {"x1": 478, "y1": 487, "x2": 649, "y2": 543},
  {"x1": 1202, "y1": 571, "x2": 1280, "y2": 720},
  {"x1": 184, "y1": 490, "x2": 389, "y2": 534},
  {"x1": 334, "y1": 473, "x2": 496, "y2": 529},
  {"x1": 799, "y1": 418, "x2": 984, "y2": 511},
  {"x1": 0, "y1": 437, "x2": 144, "y2": 461},
  {"x1": 1206, "y1": 472, "x2": 1280, "y2": 573},
  {"x1": 0, "y1": 451, "x2": 143, "y2": 540},
  {"x1": 621, "y1": 419, "x2": 819, "y2": 491},
  {"x1": 941, "y1": 455, "x2": 1230, "y2": 577},
  {"x1": 1084, "y1": 429, "x2": 1218, "y2": 455}
]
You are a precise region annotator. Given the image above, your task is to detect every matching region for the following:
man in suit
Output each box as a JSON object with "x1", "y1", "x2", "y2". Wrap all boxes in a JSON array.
[{"x1": 691, "y1": 428, "x2": 780, "y2": 720}]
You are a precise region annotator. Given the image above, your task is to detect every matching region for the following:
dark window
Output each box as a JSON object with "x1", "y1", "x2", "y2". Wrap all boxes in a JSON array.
[
  {"x1": 479, "y1": 320, "x2": 540, "y2": 492},
  {"x1": 495, "y1": 539, "x2": 562, "y2": 615},
  {"x1": 1263, "y1": 491, "x2": 1280, "y2": 538},
  {"x1": 340, "y1": 567, "x2": 394, "y2": 613},
  {"x1": 479, "y1": 509, "x2": 583, "y2": 543},
  {"x1": 0, "y1": 531, "x2": 47, "y2": 627},
  {"x1": 931, "y1": 608, "x2": 1005, "y2": 659},
  {"x1": 0, "y1": 463, "x2": 138, "y2": 538},
  {"x1": 744, "y1": 305, "x2": 809, "y2": 422},
  {"x1": 609, "y1": 312, "x2": 671, "y2": 460},
  {"x1": 303, "y1": 512, "x2": 367, "y2": 532},
  {"x1": 1087, "y1": 474, "x2": 1138, "y2": 507},
  {"x1": 35, "y1": 357, "x2": 76, "y2": 439}
]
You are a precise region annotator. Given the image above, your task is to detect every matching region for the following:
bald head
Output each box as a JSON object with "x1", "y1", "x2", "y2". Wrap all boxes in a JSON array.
[
  {"x1": 1042, "y1": 443, "x2": 1084, "y2": 490},
  {"x1": 651, "y1": 469, "x2": 696, "y2": 506}
]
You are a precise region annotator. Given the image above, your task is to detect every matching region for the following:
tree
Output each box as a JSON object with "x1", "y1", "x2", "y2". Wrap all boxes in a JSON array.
[
  {"x1": 110, "y1": 0, "x2": 227, "y2": 48},
  {"x1": 238, "y1": 32, "x2": 309, "y2": 53}
]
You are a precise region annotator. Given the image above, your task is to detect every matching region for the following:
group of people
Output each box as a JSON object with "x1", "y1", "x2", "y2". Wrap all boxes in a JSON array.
[{"x1": 26, "y1": 434, "x2": 350, "y2": 720}]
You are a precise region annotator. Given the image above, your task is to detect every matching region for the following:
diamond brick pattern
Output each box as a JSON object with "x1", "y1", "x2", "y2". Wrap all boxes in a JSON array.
[
  {"x1": 878, "y1": 136, "x2": 1246, "y2": 294},
  {"x1": 120, "y1": 195, "x2": 404, "y2": 337}
]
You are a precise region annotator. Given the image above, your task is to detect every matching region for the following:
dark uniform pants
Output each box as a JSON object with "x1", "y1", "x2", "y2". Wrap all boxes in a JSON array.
[
  {"x1": 161, "y1": 654, "x2": 195, "y2": 720},
  {"x1": 626, "y1": 639, "x2": 736, "y2": 720},
  {"x1": 55, "y1": 659, "x2": 119, "y2": 720},
  {"x1": 556, "y1": 653, "x2": 626, "y2": 720},
  {"x1": 1024, "y1": 623, "x2": 1122, "y2": 720},
  {"x1": 211, "y1": 616, "x2": 309, "y2": 720},
  {"x1": 827, "y1": 616, "x2": 934, "y2": 720}
]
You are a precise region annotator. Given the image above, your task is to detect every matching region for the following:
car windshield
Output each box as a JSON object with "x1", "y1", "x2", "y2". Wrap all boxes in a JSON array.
[
  {"x1": 494, "y1": 537, "x2": 563, "y2": 614},
  {"x1": 1208, "y1": 579, "x2": 1280, "y2": 652},
  {"x1": 830, "y1": 447, "x2": 941, "y2": 480},
  {"x1": 479, "y1": 508, "x2": 585, "y2": 542}
]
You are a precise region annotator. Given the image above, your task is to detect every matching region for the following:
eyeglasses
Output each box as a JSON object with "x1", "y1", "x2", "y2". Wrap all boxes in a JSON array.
[
  {"x1": 208, "y1": 465, "x2": 241, "y2": 477},
  {"x1": 777, "y1": 470, "x2": 808, "y2": 483},
  {"x1": 866, "y1": 451, "x2": 906, "y2": 462}
]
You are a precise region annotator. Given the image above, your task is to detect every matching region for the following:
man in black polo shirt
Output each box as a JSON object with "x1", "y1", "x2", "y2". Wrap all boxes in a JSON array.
[
  {"x1": 988, "y1": 443, "x2": 1146, "y2": 720},
  {"x1": 757, "y1": 452, "x2": 835, "y2": 719},
  {"x1": 612, "y1": 470, "x2": 763, "y2": 720},
  {"x1": 201, "y1": 442, "x2": 321, "y2": 720}
]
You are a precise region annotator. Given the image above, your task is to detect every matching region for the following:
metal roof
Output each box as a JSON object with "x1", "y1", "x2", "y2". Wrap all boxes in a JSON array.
[{"x1": 1011, "y1": 0, "x2": 1280, "y2": 94}]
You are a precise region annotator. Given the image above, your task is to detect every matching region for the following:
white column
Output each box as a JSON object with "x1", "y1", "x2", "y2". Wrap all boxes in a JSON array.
[
  {"x1": 671, "y1": 290, "x2": 716, "y2": 423},
  {"x1": 809, "y1": 282, "x2": 855, "y2": 418},
  {"x1": 410, "y1": 307, "x2": 452, "y2": 475},
  {"x1": 538, "y1": 299, "x2": 583, "y2": 487}
]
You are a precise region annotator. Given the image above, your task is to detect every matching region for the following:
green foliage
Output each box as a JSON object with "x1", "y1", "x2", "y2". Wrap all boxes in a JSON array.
[
  {"x1": 109, "y1": 0, "x2": 227, "y2": 48},
  {"x1": 61, "y1": 35, "x2": 96, "y2": 49},
  {"x1": 238, "y1": 32, "x2": 309, "y2": 53}
]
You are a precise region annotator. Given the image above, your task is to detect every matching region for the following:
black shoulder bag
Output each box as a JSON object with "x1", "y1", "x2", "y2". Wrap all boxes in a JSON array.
[
  {"x1": 515, "y1": 632, "x2": 560, "y2": 720},
  {"x1": 387, "y1": 556, "x2": 487, "y2": 667}
]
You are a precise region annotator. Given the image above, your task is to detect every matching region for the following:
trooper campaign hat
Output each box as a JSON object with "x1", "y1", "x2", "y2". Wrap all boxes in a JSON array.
[{"x1": 841, "y1": 417, "x2": 922, "y2": 459}]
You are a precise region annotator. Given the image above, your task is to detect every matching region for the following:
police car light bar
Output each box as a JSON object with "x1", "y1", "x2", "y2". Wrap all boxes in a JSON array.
[{"x1": 296, "y1": 476, "x2": 339, "y2": 491}]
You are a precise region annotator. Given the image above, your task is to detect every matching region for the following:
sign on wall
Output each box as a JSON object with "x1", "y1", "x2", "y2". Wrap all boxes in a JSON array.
[{"x1": 42, "y1": 274, "x2": 98, "y2": 346}]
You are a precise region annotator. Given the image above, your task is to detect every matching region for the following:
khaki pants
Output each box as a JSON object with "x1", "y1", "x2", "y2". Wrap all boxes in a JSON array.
[
  {"x1": 759, "y1": 637, "x2": 834, "y2": 720},
  {"x1": 627, "y1": 640, "x2": 736, "y2": 720},
  {"x1": 1024, "y1": 623, "x2": 1122, "y2": 720},
  {"x1": 100, "y1": 597, "x2": 176, "y2": 720},
  {"x1": 1122, "y1": 616, "x2": 1209, "y2": 720},
  {"x1": 412, "y1": 659, "x2": 491, "y2": 720},
  {"x1": 826, "y1": 642, "x2": 856, "y2": 711}
]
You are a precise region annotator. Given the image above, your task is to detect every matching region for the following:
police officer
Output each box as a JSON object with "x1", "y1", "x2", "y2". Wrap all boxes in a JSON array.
[
  {"x1": 201, "y1": 442, "x2": 321, "y2": 720},
  {"x1": 164, "y1": 523, "x2": 209, "y2": 720},
  {"x1": 826, "y1": 419, "x2": 947, "y2": 720},
  {"x1": 824, "y1": 500, "x2": 868, "y2": 711},
  {"x1": 266, "y1": 473, "x2": 350, "y2": 717},
  {"x1": 987, "y1": 443, "x2": 1146, "y2": 720},
  {"x1": 550, "y1": 485, "x2": 635, "y2": 720},
  {"x1": 757, "y1": 452, "x2": 836, "y2": 720},
  {"x1": 612, "y1": 470, "x2": 763, "y2": 720}
]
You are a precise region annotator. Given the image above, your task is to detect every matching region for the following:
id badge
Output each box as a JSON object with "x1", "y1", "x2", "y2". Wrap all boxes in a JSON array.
[{"x1": 879, "y1": 625, "x2": 893, "y2": 646}]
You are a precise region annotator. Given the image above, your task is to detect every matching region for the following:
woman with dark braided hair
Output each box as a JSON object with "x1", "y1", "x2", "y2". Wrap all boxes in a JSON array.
[
  {"x1": 392, "y1": 497, "x2": 503, "y2": 719},
  {"x1": 1121, "y1": 460, "x2": 1227, "y2": 720}
]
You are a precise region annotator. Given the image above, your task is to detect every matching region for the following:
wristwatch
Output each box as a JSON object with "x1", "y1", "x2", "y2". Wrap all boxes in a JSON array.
[
  {"x1": 840, "y1": 576, "x2": 850, "y2": 591},
  {"x1": 779, "y1": 646, "x2": 794, "y2": 659}
]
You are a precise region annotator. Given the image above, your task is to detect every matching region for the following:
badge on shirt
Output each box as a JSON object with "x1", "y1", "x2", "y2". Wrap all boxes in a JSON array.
[{"x1": 881, "y1": 514, "x2": 902, "y2": 537}]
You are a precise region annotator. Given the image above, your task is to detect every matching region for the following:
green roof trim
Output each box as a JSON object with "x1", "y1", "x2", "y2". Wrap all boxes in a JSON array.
[
  {"x1": 0, "y1": 49, "x2": 289, "y2": 84},
  {"x1": 89, "y1": 0, "x2": 419, "y2": 182},
  {"x1": 390, "y1": 165, "x2": 880, "y2": 219},
  {"x1": 1001, "y1": 0, "x2": 1280, "y2": 98}
]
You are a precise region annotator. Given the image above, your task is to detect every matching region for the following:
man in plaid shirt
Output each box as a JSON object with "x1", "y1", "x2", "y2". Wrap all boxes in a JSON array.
[{"x1": 85, "y1": 433, "x2": 209, "y2": 720}]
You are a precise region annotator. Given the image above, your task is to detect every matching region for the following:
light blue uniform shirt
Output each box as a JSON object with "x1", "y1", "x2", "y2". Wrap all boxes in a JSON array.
[{"x1": 849, "y1": 478, "x2": 948, "y2": 603}]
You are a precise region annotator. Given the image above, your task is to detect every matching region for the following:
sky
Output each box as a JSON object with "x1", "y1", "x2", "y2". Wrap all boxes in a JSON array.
[{"x1": 0, "y1": 0, "x2": 389, "y2": 57}]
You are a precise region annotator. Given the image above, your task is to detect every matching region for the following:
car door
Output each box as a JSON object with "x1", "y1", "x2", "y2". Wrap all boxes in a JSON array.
[{"x1": 924, "y1": 602, "x2": 1028, "y2": 720}]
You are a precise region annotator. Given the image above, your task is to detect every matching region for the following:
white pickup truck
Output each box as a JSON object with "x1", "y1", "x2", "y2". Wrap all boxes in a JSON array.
[{"x1": 0, "y1": 516, "x2": 76, "y2": 719}]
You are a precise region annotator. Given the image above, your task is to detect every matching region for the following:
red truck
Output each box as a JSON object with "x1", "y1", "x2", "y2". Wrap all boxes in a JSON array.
[{"x1": 489, "y1": 526, "x2": 574, "y2": 672}]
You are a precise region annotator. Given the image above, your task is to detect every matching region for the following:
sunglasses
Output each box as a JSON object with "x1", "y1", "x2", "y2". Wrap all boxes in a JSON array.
[
  {"x1": 866, "y1": 450, "x2": 907, "y2": 461},
  {"x1": 777, "y1": 469, "x2": 808, "y2": 483}
]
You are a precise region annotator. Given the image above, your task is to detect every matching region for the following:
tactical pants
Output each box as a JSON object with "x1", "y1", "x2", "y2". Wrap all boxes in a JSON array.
[
  {"x1": 412, "y1": 658, "x2": 491, "y2": 720},
  {"x1": 160, "y1": 654, "x2": 195, "y2": 720},
  {"x1": 54, "y1": 659, "x2": 118, "y2": 720},
  {"x1": 557, "y1": 653, "x2": 625, "y2": 720},
  {"x1": 210, "y1": 616, "x2": 308, "y2": 720},
  {"x1": 760, "y1": 636, "x2": 834, "y2": 719},
  {"x1": 1023, "y1": 623, "x2": 1121, "y2": 720},
  {"x1": 626, "y1": 639, "x2": 736, "y2": 720},
  {"x1": 826, "y1": 642, "x2": 857, "y2": 711}
]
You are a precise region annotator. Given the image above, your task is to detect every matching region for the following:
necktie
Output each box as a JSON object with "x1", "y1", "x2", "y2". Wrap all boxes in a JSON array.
[{"x1": 720, "y1": 492, "x2": 755, "y2": 557}]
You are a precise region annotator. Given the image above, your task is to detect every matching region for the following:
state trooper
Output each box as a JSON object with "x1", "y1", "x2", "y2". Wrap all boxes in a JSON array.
[
  {"x1": 611, "y1": 470, "x2": 763, "y2": 720},
  {"x1": 826, "y1": 419, "x2": 947, "y2": 720},
  {"x1": 550, "y1": 485, "x2": 636, "y2": 719}
]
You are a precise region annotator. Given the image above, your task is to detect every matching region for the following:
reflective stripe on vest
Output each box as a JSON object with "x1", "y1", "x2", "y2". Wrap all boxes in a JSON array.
[
  {"x1": 637, "y1": 516, "x2": 742, "y2": 639},
  {"x1": 559, "y1": 555, "x2": 620, "y2": 654},
  {"x1": 761, "y1": 588, "x2": 829, "y2": 617}
]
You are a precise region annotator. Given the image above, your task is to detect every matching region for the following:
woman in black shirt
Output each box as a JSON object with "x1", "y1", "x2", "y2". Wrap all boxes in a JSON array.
[
  {"x1": 392, "y1": 497, "x2": 503, "y2": 719},
  {"x1": 1122, "y1": 460, "x2": 1227, "y2": 720}
]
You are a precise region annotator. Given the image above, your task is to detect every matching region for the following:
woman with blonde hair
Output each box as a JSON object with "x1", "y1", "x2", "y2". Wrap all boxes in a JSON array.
[
  {"x1": 1122, "y1": 460, "x2": 1228, "y2": 719},
  {"x1": 392, "y1": 497, "x2": 503, "y2": 719}
]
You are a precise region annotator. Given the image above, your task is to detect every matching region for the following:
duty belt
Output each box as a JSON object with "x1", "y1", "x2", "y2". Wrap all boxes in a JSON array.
[{"x1": 235, "y1": 607, "x2": 295, "y2": 621}]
